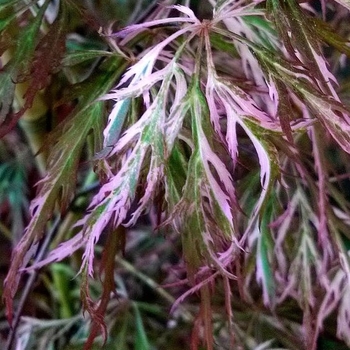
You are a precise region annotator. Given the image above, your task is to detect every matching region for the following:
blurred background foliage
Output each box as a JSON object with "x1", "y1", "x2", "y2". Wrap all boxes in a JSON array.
[{"x1": 1, "y1": 0, "x2": 350, "y2": 350}]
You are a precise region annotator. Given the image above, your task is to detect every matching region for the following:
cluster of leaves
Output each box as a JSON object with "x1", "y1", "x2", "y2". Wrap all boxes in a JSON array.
[{"x1": 1, "y1": 0, "x2": 350, "y2": 349}]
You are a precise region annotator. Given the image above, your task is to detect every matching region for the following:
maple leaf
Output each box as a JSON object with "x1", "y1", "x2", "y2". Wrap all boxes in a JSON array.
[
  {"x1": 3, "y1": 54, "x2": 126, "y2": 324},
  {"x1": 15, "y1": 4, "x2": 67, "y2": 119},
  {"x1": 334, "y1": 0, "x2": 350, "y2": 11},
  {"x1": 0, "y1": 0, "x2": 50, "y2": 136}
]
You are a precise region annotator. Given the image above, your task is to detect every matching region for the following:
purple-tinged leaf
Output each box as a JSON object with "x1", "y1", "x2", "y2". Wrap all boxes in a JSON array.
[
  {"x1": 170, "y1": 272, "x2": 219, "y2": 315},
  {"x1": 311, "y1": 18, "x2": 350, "y2": 58},
  {"x1": 337, "y1": 281, "x2": 350, "y2": 346},
  {"x1": 4, "y1": 53, "x2": 125, "y2": 317},
  {"x1": 112, "y1": 17, "x2": 198, "y2": 39},
  {"x1": 300, "y1": 89, "x2": 350, "y2": 154},
  {"x1": 61, "y1": 50, "x2": 113, "y2": 67},
  {"x1": 4, "y1": 102, "x2": 105, "y2": 322},
  {"x1": 256, "y1": 203, "x2": 276, "y2": 307},
  {"x1": 0, "y1": 0, "x2": 50, "y2": 136},
  {"x1": 23, "y1": 232, "x2": 86, "y2": 271},
  {"x1": 102, "y1": 99, "x2": 130, "y2": 146},
  {"x1": 15, "y1": 4, "x2": 67, "y2": 119},
  {"x1": 83, "y1": 226, "x2": 125, "y2": 348},
  {"x1": 0, "y1": 72, "x2": 16, "y2": 124},
  {"x1": 334, "y1": 0, "x2": 350, "y2": 11},
  {"x1": 78, "y1": 68, "x2": 177, "y2": 277},
  {"x1": 102, "y1": 63, "x2": 172, "y2": 101}
]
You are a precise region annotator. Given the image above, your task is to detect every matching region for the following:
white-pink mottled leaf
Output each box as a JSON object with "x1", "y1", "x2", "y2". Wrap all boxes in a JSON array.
[
  {"x1": 337, "y1": 281, "x2": 350, "y2": 346},
  {"x1": 170, "y1": 272, "x2": 219, "y2": 315},
  {"x1": 23, "y1": 232, "x2": 86, "y2": 271},
  {"x1": 116, "y1": 25, "x2": 196, "y2": 91},
  {"x1": 3, "y1": 102, "x2": 105, "y2": 321},
  {"x1": 301, "y1": 89, "x2": 350, "y2": 154},
  {"x1": 171, "y1": 5, "x2": 200, "y2": 22},
  {"x1": 333, "y1": 0, "x2": 350, "y2": 11},
  {"x1": 80, "y1": 148, "x2": 146, "y2": 277},
  {"x1": 111, "y1": 17, "x2": 198, "y2": 39},
  {"x1": 199, "y1": 130, "x2": 234, "y2": 223},
  {"x1": 79, "y1": 69, "x2": 176, "y2": 276},
  {"x1": 102, "y1": 64, "x2": 171, "y2": 101}
]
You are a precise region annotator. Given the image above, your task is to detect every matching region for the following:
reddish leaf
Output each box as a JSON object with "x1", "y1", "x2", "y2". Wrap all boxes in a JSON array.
[
  {"x1": 0, "y1": 0, "x2": 50, "y2": 137},
  {"x1": 16, "y1": 8, "x2": 67, "y2": 118},
  {"x1": 83, "y1": 226, "x2": 126, "y2": 349},
  {"x1": 3, "y1": 54, "x2": 126, "y2": 324}
]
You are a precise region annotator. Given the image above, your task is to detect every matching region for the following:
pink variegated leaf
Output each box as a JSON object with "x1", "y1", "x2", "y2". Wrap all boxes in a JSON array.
[
  {"x1": 317, "y1": 270, "x2": 345, "y2": 331},
  {"x1": 124, "y1": 77, "x2": 176, "y2": 225},
  {"x1": 214, "y1": 14, "x2": 270, "y2": 86},
  {"x1": 218, "y1": 7, "x2": 265, "y2": 21},
  {"x1": 102, "y1": 98, "x2": 131, "y2": 151},
  {"x1": 201, "y1": 230, "x2": 238, "y2": 280},
  {"x1": 80, "y1": 69, "x2": 175, "y2": 276},
  {"x1": 165, "y1": 100, "x2": 192, "y2": 151},
  {"x1": 111, "y1": 16, "x2": 198, "y2": 39},
  {"x1": 164, "y1": 81, "x2": 238, "y2": 282},
  {"x1": 107, "y1": 68, "x2": 175, "y2": 158},
  {"x1": 23, "y1": 232, "x2": 86, "y2": 272},
  {"x1": 113, "y1": 24, "x2": 197, "y2": 94},
  {"x1": 300, "y1": 89, "x2": 350, "y2": 154},
  {"x1": 190, "y1": 83, "x2": 236, "y2": 225},
  {"x1": 224, "y1": 104, "x2": 239, "y2": 165},
  {"x1": 249, "y1": 40, "x2": 350, "y2": 152},
  {"x1": 164, "y1": 67, "x2": 191, "y2": 149},
  {"x1": 256, "y1": 202, "x2": 276, "y2": 307},
  {"x1": 337, "y1": 280, "x2": 350, "y2": 346},
  {"x1": 213, "y1": 0, "x2": 265, "y2": 16},
  {"x1": 333, "y1": 0, "x2": 350, "y2": 11},
  {"x1": 3, "y1": 102, "x2": 105, "y2": 323},
  {"x1": 206, "y1": 74, "x2": 224, "y2": 138},
  {"x1": 80, "y1": 147, "x2": 146, "y2": 277},
  {"x1": 215, "y1": 76, "x2": 271, "y2": 124},
  {"x1": 168, "y1": 82, "x2": 239, "y2": 281},
  {"x1": 267, "y1": 0, "x2": 346, "y2": 115},
  {"x1": 199, "y1": 131, "x2": 235, "y2": 223},
  {"x1": 238, "y1": 117, "x2": 279, "y2": 240},
  {"x1": 171, "y1": 5, "x2": 200, "y2": 22},
  {"x1": 170, "y1": 272, "x2": 219, "y2": 315},
  {"x1": 126, "y1": 164, "x2": 163, "y2": 226},
  {"x1": 309, "y1": 46, "x2": 338, "y2": 92}
]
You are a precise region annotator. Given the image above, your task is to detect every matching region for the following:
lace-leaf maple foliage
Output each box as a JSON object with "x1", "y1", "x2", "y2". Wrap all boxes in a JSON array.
[{"x1": 2, "y1": 0, "x2": 350, "y2": 349}]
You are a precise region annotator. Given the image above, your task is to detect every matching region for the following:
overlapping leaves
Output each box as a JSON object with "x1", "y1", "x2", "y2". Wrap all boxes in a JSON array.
[{"x1": 3, "y1": 1, "x2": 350, "y2": 349}]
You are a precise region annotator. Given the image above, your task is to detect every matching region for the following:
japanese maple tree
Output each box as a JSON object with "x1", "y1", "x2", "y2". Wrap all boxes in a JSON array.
[{"x1": 1, "y1": 0, "x2": 350, "y2": 349}]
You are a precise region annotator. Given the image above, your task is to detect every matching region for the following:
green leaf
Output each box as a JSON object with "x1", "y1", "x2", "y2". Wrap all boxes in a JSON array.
[
  {"x1": 257, "y1": 199, "x2": 276, "y2": 307},
  {"x1": 4, "y1": 102, "x2": 104, "y2": 322},
  {"x1": 334, "y1": 0, "x2": 350, "y2": 11},
  {"x1": 0, "y1": 0, "x2": 24, "y2": 12},
  {"x1": 167, "y1": 78, "x2": 237, "y2": 280},
  {"x1": 133, "y1": 303, "x2": 150, "y2": 350},
  {"x1": 4, "y1": 53, "x2": 126, "y2": 322},
  {"x1": 58, "y1": 55, "x2": 128, "y2": 107},
  {"x1": 209, "y1": 32, "x2": 238, "y2": 58},
  {"x1": 114, "y1": 315, "x2": 130, "y2": 350},
  {"x1": 0, "y1": 72, "x2": 16, "y2": 123},
  {"x1": 16, "y1": 1, "x2": 67, "y2": 118},
  {"x1": 62, "y1": 50, "x2": 114, "y2": 67},
  {"x1": 311, "y1": 18, "x2": 350, "y2": 58},
  {"x1": 51, "y1": 263, "x2": 75, "y2": 318}
]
